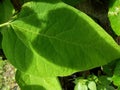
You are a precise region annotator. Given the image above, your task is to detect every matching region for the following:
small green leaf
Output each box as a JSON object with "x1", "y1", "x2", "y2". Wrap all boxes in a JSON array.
[
  {"x1": 112, "y1": 75, "x2": 120, "y2": 86},
  {"x1": 16, "y1": 70, "x2": 62, "y2": 90},
  {"x1": 74, "y1": 79, "x2": 88, "y2": 90},
  {"x1": 108, "y1": 0, "x2": 120, "y2": 36},
  {"x1": 88, "y1": 81, "x2": 96, "y2": 90},
  {"x1": 74, "y1": 83, "x2": 88, "y2": 90}
]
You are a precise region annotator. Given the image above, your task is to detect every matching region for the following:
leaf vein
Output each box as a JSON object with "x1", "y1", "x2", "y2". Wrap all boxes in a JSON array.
[{"x1": 12, "y1": 24, "x2": 90, "y2": 48}]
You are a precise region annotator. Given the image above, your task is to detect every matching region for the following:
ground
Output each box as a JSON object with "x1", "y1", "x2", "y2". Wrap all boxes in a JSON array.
[{"x1": 0, "y1": 60, "x2": 20, "y2": 90}]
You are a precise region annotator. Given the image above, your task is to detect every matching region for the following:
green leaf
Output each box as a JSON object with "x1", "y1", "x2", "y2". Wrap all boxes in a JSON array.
[
  {"x1": 108, "y1": 0, "x2": 120, "y2": 36},
  {"x1": 98, "y1": 76, "x2": 111, "y2": 86},
  {"x1": 112, "y1": 60, "x2": 120, "y2": 86},
  {"x1": 88, "y1": 81, "x2": 97, "y2": 90},
  {"x1": 8, "y1": 1, "x2": 120, "y2": 76},
  {"x1": 74, "y1": 79, "x2": 88, "y2": 90},
  {"x1": 102, "y1": 61, "x2": 117, "y2": 76},
  {"x1": 112, "y1": 75, "x2": 120, "y2": 86},
  {"x1": 97, "y1": 76, "x2": 115, "y2": 90},
  {"x1": 97, "y1": 85, "x2": 115, "y2": 90},
  {"x1": 0, "y1": 0, "x2": 14, "y2": 24},
  {"x1": 16, "y1": 70, "x2": 62, "y2": 90},
  {"x1": 74, "y1": 83, "x2": 88, "y2": 90}
]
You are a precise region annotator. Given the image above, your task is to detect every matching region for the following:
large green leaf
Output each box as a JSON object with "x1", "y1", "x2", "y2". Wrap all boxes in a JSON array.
[
  {"x1": 3, "y1": 1, "x2": 120, "y2": 76},
  {"x1": 108, "y1": 0, "x2": 120, "y2": 36},
  {"x1": 16, "y1": 70, "x2": 62, "y2": 90},
  {"x1": 10, "y1": 1, "x2": 120, "y2": 76}
]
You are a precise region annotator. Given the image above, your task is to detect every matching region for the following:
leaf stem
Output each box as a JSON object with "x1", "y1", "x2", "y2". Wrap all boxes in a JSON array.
[{"x1": 0, "y1": 21, "x2": 11, "y2": 28}]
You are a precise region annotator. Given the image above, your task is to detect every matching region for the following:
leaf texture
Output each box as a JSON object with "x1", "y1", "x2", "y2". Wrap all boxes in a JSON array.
[
  {"x1": 0, "y1": 0, "x2": 14, "y2": 24},
  {"x1": 2, "y1": 1, "x2": 120, "y2": 76}
]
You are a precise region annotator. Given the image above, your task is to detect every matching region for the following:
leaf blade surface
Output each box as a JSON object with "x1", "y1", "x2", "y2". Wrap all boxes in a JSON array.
[{"x1": 3, "y1": 1, "x2": 120, "y2": 76}]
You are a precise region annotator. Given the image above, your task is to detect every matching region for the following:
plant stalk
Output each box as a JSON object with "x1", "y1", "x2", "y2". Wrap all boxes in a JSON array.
[{"x1": 0, "y1": 21, "x2": 10, "y2": 28}]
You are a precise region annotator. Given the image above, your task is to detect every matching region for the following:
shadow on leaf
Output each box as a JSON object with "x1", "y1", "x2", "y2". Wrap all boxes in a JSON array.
[{"x1": 20, "y1": 85, "x2": 46, "y2": 90}]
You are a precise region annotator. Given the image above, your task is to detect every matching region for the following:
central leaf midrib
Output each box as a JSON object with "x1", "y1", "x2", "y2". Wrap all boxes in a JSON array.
[{"x1": 12, "y1": 24, "x2": 91, "y2": 48}]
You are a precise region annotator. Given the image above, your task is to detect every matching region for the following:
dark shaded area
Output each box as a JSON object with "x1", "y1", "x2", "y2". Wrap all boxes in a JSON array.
[
  {"x1": 59, "y1": 75, "x2": 75, "y2": 90},
  {"x1": 59, "y1": 63, "x2": 118, "y2": 90},
  {"x1": 59, "y1": 70, "x2": 91, "y2": 90},
  {"x1": 0, "y1": 33, "x2": 6, "y2": 60},
  {"x1": 108, "y1": 0, "x2": 116, "y2": 7},
  {"x1": 0, "y1": 0, "x2": 3, "y2": 3},
  {"x1": 62, "y1": 0, "x2": 85, "y2": 6},
  {"x1": 10, "y1": 0, "x2": 22, "y2": 11},
  {"x1": 59, "y1": 67, "x2": 105, "y2": 90},
  {"x1": 10, "y1": 0, "x2": 60, "y2": 12},
  {"x1": 75, "y1": 0, "x2": 117, "y2": 39},
  {"x1": 0, "y1": 49, "x2": 6, "y2": 60}
]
